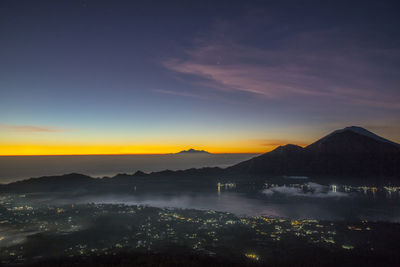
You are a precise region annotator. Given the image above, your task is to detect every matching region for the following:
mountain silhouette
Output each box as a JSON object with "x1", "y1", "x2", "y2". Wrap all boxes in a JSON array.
[
  {"x1": 1, "y1": 173, "x2": 95, "y2": 192},
  {"x1": 229, "y1": 126, "x2": 400, "y2": 177},
  {"x1": 1, "y1": 126, "x2": 400, "y2": 193},
  {"x1": 176, "y1": 148, "x2": 211, "y2": 154}
]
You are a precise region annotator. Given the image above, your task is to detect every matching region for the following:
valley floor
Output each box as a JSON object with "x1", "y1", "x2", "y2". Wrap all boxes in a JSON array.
[{"x1": 1, "y1": 194, "x2": 400, "y2": 266}]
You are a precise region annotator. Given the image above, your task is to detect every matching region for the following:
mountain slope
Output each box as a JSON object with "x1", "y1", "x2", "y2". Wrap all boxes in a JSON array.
[
  {"x1": 229, "y1": 127, "x2": 400, "y2": 177},
  {"x1": 317, "y1": 126, "x2": 400, "y2": 148},
  {"x1": 2, "y1": 126, "x2": 399, "y2": 193},
  {"x1": 0, "y1": 173, "x2": 95, "y2": 192},
  {"x1": 229, "y1": 144, "x2": 308, "y2": 175}
]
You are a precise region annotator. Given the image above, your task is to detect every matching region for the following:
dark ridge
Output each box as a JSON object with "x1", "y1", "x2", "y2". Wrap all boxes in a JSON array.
[
  {"x1": 0, "y1": 173, "x2": 95, "y2": 193},
  {"x1": 2, "y1": 127, "x2": 400, "y2": 193},
  {"x1": 133, "y1": 170, "x2": 147, "y2": 176}
]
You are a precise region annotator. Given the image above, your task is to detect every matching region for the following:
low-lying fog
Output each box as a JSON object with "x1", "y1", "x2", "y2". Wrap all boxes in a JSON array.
[{"x1": 23, "y1": 183, "x2": 400, "y2": 222}]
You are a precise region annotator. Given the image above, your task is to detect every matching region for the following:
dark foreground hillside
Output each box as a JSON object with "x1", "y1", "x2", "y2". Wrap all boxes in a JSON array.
[
  {"x1": 22, "y1": 248, "x2": 400, "y2": 267},
  {"x1": 2, "y1": 197, "x2": 400, "y2": 267}
]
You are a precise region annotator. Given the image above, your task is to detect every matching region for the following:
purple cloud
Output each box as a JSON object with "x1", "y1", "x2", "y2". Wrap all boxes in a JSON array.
[{"x1": 163, "y1": 28, "x2": 400, "y2": 110}]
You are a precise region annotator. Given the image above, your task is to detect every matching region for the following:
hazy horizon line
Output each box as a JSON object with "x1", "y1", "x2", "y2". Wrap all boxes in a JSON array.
[{"x1": 0, "y1": 152, "x2": 263, "y2": 157}]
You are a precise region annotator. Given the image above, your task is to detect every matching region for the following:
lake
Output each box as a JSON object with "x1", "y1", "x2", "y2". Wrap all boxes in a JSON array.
[{"x1": 13, "y1": 182, "x2": 400, "y2": 222}]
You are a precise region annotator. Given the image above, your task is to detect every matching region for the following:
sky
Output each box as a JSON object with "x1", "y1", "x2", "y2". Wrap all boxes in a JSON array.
[{"x1": 1, "y1": 0, "x2": 400, "y2": 155}]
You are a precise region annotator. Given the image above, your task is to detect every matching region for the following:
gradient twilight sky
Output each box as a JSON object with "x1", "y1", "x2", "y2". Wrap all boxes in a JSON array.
[{"x1": 1, "y1": 0, "x2": 400, "y2": 155}]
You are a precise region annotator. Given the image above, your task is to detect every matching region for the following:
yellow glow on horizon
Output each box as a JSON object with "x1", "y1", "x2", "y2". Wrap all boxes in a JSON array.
[
  {"x1": 0, "y1": 124, "x2": 311, "y2": 156},
  {"x1": 0, "y1": 130, "x2": 308, "y2": 155},
  {"x1": 0, "y1": 143, "x2": 278, "y2": 156}
]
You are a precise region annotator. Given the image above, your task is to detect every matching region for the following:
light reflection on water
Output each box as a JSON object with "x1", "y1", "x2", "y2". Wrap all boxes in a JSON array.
[{"x1": 23, "y1": 188, "x2": 400, "y2": 223}]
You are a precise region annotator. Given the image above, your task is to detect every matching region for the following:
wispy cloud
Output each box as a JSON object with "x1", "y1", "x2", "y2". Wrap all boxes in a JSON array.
[
  {"x1": 263, "y1": 182, "x2": 349, "y2": 198},
  {"x1": 163, "y1": 24, "x2": 400, "y2": 110},
  {"x1": 0, "y1": 123, "x2": 64, "y2": 133}
]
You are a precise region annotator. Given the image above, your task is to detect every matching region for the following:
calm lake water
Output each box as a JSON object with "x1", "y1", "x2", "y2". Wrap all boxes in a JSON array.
[
  {"x1": 21, "y1": 183, "x2": 400, "y2": 223},
  {"x1": 0, "y1": 153, "x2": 258, "y2": 183}
]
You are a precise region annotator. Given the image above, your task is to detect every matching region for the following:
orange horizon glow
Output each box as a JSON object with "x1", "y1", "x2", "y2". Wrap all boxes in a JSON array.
[
  {"x1": 0, "y1": 152, "x2": 264, "y2": 156},
  {"x1": 0, "y1": 128, "x2": 311, "y2": 156},
  {"x1": 0, "y1": 144, "x2": 277, "y2": 156}
]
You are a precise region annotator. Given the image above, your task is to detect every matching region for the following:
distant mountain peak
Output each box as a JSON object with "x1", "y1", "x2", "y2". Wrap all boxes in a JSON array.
[{"x1": 176, "y1": 148, "x2": 211, "y2": 154}]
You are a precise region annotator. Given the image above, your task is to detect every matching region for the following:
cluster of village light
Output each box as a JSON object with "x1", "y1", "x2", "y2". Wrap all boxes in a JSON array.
[
  {"x1": 262, "y1": 182, "x2": 400, "y2": 197},
  {"x1": 0, "y1": 194, "x2": 384, "y2": 265}
]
